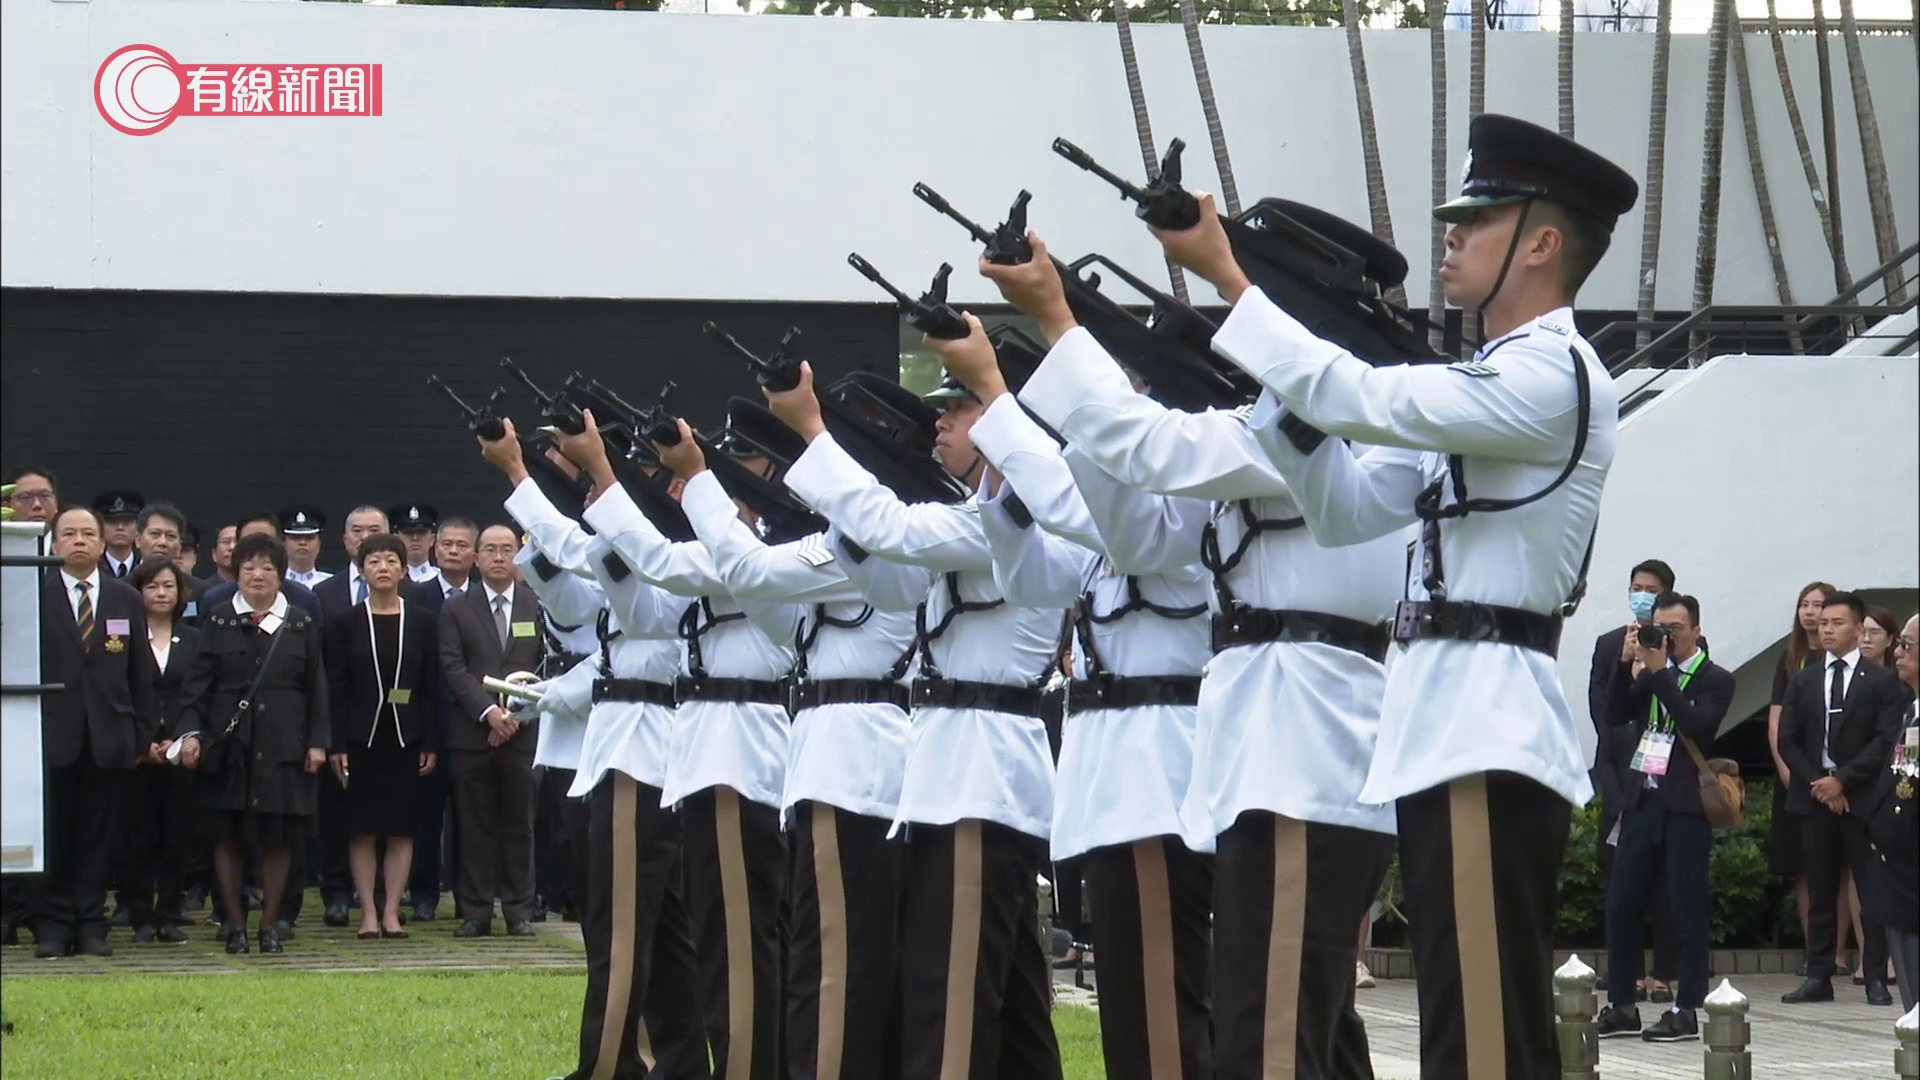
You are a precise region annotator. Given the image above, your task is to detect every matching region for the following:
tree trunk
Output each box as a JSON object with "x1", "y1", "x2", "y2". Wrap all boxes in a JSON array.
[
  {"x1": 1731, "y1": 13, "x2": 1801, "y2": 351},
  {"x1": 1468, "y1": 0, "x2": 1487, "y2": 352},
  {"x1": 1765, "y1": 0, "x2": 1844, "y2": 295},
  {"x1": 1811, "y1": 0, "x2": 1850, "y2": 294},
  {"x1": 1558, "y1": 0, "x2": 1576, "y2": 137},
  {"x1": 1837, "y1": 0, "x2": 1906, "y2": 302},
  {"x1": 1688, "y1": 0, "x2": 1732, "y2": 358},
  {"x1": 1344, "y1": 0, "x2": 1407, "y2": 307},
  {"x1": 1111, "y1": 0, "x2": 1190, "y2": 302},
  {"x1": 1633, "y1": 0, "x2": 1673, "y2": 353},
  {"x1": 1177, "y1": 0, "x2": 1240, "y2": 217},
  {"x1": 1429, "y1": 11, "x2": 1449, "y2": 351}
]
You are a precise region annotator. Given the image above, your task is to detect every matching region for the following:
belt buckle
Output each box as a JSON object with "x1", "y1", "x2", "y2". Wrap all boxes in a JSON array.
[{"x1": 1392, "y1": 601, "x2": 1423, "y2": 640}]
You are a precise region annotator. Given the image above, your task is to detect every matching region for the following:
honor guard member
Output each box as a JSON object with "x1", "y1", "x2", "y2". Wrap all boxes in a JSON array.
[
  {"x1": 978, "y1": 254, "x2": 1403, "y2": 1080},
  {"x1": 766, "y1": 363, "x2": 1067, "y2": 1080},
  {"x1": 1144, "y1": 114, "x2": 1640, "y2": 1077},
  {"x1": 484, "y1": 424, "x2": 709, "y2": 1080},
  {"x1": 391, "y1": 504, "x2": 443, "y2": 584},
  {"x1": 664, "y1": 401, "x2": 922, "y2": 1080},
  {"x1": 93, "y1": 490, "x2": 145, "y2": 579},
  {"x1": 558, "y1": 412, "x2": 801, "y2": 1080},
  {"x1": 278, "y1": 506, "x2": 333, "y2": 587},
  {"x1": 931, "y1": 321, "x2": 1216, "y2": 1080},
  {"x1": 1861, "y1": 614, "x2": 1917, "y2": 1011}
]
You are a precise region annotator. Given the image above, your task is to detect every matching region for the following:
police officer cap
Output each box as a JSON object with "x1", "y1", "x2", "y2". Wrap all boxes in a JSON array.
[
  {"x1": 92, "y1": 489, "x2": 145, "y2": 520},
  {"x1": 1435, "y1": 114, "x2": 1640, "y2": 231},
  {"x1": 920, "y1": 325, "x2": 1045, "y2": 405},
  {"x1": 390, "y1": 503, "x2": 439, "y2": 533},
  {"x1": 182, "y1": 521, "x2": 202, "y2": 550},
  {"x1": 278, "y1": 505, "x2": 326, "y2": 536},
  {"x1": 710, "y1": 398, "x2": 809, "y2": 472}
]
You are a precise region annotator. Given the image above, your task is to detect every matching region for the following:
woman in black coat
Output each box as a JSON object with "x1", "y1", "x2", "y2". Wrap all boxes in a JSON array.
[
  {"x1": 176, "y1": 534, "x2": 329, "y2": 956},
  {"x1": 323, "y1": 534, "x2": 440, "y2": 940},
  {"x1": 117, "y1": 558, "x2": 203, "y2": 943}
]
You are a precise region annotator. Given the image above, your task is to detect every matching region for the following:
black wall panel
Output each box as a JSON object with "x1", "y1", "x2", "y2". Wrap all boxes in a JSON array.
[{"x1": 1, "y1": 287, "x2": 900, "y2": 568}]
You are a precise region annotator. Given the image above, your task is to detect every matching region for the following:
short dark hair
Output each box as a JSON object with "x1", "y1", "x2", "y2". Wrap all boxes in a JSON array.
[
  {"x1": 1652, "y1": 591, "x2": 1699, "y2": 627},
  {"x1": 1535, "y1": 200, "x2": 1612, "y2": 294},
  {"x1": 137, "y1": 502, "x2": 187, "y2": 535},
  {"x1": 354, "y1": 533, "x2": 410, "y2": 569},
  {"x1": 129, "y1": 559, "x2": 190, "y2": 618},
  {"x1": 234, "y1": 511, "x2": 279, "y2": 536},
  {"x1": 437, "y1": 516, "x2": 478, "y2": 540},
  {"x1": 4, "y1": 465, "x2": 57, "y2": 489},
  {"x1": 1824, "y1": 591, "x2": 1867, "y2": 624},
  {"x1": 1630, "y1": 559, "x2": 1675, "y2": 592},
  {"x1": 230, "y1": 533, "x2": 288, "y2": 578},
  {"x1": 53, "y1": 505, "x2": 104, "y2": 535}
]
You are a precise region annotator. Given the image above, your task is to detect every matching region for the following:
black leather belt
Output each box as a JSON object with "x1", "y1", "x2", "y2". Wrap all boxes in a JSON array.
[
  {"x1": 1392, "y1": 600, "x2": 1563, "y2": 658},
  {"x1": 1210, "y1": 606, "x2": 1391, "y2": 664},
  {"x1": 790, "y1": 678, "x2": 910, "y2": 712},
  {"x1": 674, "y1": 675, "x2": 789, "y2": 706},
  {"x1": 591, "y1": 677, "x2": 676, "y2": 707},
  {"x1": 1068, "y1": 674, "x2": 1203, "y2": 712},
  {"x1": 910, "y1": 678, "x2": 1048, "y2": 719}
]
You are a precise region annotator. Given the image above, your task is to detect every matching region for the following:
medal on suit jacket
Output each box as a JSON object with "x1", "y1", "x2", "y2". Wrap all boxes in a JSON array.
[
  {"x1": 104, "y1": 636, "x2": 125, "y2": 653},
  {"x1": 1894, "y1": 718, "x2": 1917, "y2": 801}
]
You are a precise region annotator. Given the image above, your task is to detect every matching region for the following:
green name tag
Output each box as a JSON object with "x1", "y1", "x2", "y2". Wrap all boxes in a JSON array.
[
  {"x1": 386, "y1": 688, "x2": 413, "y2": 706},
  {"x1": 511, "y1": 621, "x2": 537, "y2": 639}
]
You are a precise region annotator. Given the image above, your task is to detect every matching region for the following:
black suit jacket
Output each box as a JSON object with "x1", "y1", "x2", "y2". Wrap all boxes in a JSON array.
[
  {"x1": 151, "y1": 622, "x2": 204, "y2": 741},
  {"x1": 1778, "y1": 656, "x2": 1906, "y2": 815},
  {"x1": 40, "y1": 572, "x2": 161, "y2": 769},
  {"x1": 324, "y1": 598, "x2": 442, "y2": 753},
  {"x1": 1604, "y1": 649, "x2": 1736, "y2": 816},
  {"x1": 98, "y1": 551, "x2": 141, "y2": 581},
  {"x1": 437, "y1": 583, "x2": 544, "y2": 754},
  {"x1": 1588, "y1": 626, "x2": 1637, "y2": 823}
]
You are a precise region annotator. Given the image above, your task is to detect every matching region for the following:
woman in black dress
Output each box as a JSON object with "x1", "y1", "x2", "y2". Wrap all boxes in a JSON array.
[
  {"x1": 118, "y1": 558, "x2": 203, "y2": 943},
  {"x1": 324, "y1": 534, "x2": 440, "y2": 940},
  {"x1": 1767, "y1": 580, "x2": 1834, "y2": 971},
  {"x1": 176, "y1": 534, "x2": 330, "y2": 956}
]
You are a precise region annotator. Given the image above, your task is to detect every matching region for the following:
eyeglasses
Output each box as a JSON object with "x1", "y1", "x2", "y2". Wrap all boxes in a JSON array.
[
  {"x1": 8, "y1": 489, "x2": 55, "y2": 505},
  {"x1": 1897, "y1": 637, "x2": 1918, "y2": 653}
]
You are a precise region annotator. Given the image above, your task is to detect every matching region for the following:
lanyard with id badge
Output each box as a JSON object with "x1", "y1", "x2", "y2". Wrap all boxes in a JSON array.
[{"x1": 1631, "y1": 650, "x2": 1708, "y2": 778}]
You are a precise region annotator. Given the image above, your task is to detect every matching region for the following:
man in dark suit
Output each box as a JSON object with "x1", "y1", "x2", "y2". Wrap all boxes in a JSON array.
[
  {"x1": 402, "y1": 516, "x2": 477, "y2": 922},
  {"x1": 1778, "y1": 590, "x2": 1905, "y2": 1006},
  {"x1": 1592, "y1": 593, "x2": 1735, "y2": 1042},
  {"x1": 36, "y1": 506, "x2": 161, "y2": 958},
  {"x1": 1859, "y1": 614, "x2": 1918, "y2": 1011},
  {"x1": 438, "y1": 523, "x2": 545, "y2": 937}
]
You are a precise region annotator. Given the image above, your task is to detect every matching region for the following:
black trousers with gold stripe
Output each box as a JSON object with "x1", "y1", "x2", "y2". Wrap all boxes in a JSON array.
[
  {"x1": 1211, "y1": 810, "x2": 1394, "y2": 1080},
  {"x1": 680, "y1": 786, "x2": 788, "y2": 1080},
  {"x1": 1080, "y1": 836, "x2": 1214, "y2": 1080},
  {"x1": 897, "y1": 818, "x2": 1061, "y2": 1080},
  {"x1": 1397, "y1": 771, "x2": 1572, "y2": 1080},
  {"x1": 568, "y1": 772, "x2": 708, "y2": 1080},
  {"x1": 785, "y1": 801, "x2": 906, "y2": 1080}
]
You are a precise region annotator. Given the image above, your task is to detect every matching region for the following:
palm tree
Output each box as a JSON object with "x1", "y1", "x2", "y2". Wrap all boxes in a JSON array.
[
  {"x1": 1688, "y1": 0, "x2": 1733, "y2": 355},
  {"x1": 1730, "y1": 15, "x2": 1799, "y2": 323},
  {"x1": 1109, "y1": 0, "x2": 1191, "y2": 301},
  {"x1": 1765, "y1": 0, "x2": 1846, "y2": 293},
  {"x1": 1837, "y1": 0, "x2": 1906, "y2": 302},
  {"x1": 1557, "y1": 0, "x2": 1576, "y2": 137},
  {"x1": 1470, "y1": 0, "x2": 1487, "y2": 119},
  {"x1": 1344, "y1": 0, "x2": 1407, "y2": 307},
  {"x1": 1428, "y1": 4, "x2": 1449, "y2": 351},
  {"x1": 1634, "y1": 0, "x2": 1673, "y2": 352},
  {"x1": 1177, "y1": 0, "x2": 1241, "y2": 216},
  {"x1": 1811, "y1": 0, "x2": 1850, "y2": 294}
]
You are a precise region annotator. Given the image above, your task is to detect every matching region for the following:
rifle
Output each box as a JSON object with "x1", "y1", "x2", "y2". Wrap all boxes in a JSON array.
[
  {"x1": 912, "y1": 184, "x2": 1033, "y2": 266},
  {"x1": 500, "y1": 357, "x2": 588, "y2": 435},
  {"x1": 427, "y1": 376, "x2": 509, "y2": 441},
  {"x1": 557, "y1": 375, "x2": 699, "y2": 542},
  {"x1": 703, "y1": 321, "x2": 804, "y2": 393},
  {"x1": 845, "y1": 255, "x2": 969, "y2": 340},
  {"x1": 1051, "y1": 136, "x2": 1443, "y2": 364}
]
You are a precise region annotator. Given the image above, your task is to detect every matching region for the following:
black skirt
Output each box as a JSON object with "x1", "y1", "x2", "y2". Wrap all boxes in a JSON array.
[
  {"x1": 341, "y1": 747, "x2": 420, "y2": 838},
  {"x1": 1766, "y1": 779, "x2": 1805, "y2": 876}
]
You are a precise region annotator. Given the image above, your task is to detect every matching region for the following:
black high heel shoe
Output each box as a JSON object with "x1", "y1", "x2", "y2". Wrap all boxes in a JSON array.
[
  {"x1": 225, "y1": 928, "x2": 249, "y2": 955},
  {"x1": 258, "y1": 926, "x2": 283, "y2": 954}
]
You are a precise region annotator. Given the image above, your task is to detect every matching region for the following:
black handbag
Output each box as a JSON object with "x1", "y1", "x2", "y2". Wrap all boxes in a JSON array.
[{"x1": 196, "y1": 616, "x2": 292, "y2": 775}]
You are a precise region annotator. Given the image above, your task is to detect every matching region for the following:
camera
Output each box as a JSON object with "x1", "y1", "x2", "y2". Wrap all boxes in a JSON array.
[{"x1": 1636, "y1": 623, "x2": 1669, "y2": 649}]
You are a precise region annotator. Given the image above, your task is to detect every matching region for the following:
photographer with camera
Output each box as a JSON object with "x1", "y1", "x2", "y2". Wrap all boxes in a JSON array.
[{"x1": 1592, "y1": 592, "x2": 1734, "y2": 1043}]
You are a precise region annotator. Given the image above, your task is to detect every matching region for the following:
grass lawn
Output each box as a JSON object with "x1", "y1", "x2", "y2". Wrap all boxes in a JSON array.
[{"x1": 0, "y1": 971, "x2": 1108, "y2": 1078}]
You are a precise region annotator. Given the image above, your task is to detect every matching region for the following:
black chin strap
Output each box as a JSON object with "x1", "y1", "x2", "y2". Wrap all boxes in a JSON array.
[{"x1": 1476, "y1": 198, "x2": 1537, "y2": 315}]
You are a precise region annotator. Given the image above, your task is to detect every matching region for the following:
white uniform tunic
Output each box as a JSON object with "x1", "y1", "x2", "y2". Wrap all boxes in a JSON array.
[
  {"x1": 971, "y1": 395, "x2": 1212, "y2": 861},
  {"x1": 783, "y1": 433, "x2": 1062, "y2": 842},
  {"x1": 582, "y1": 483, "x2": 801, "y2": 811},
  {"x1": 506, "y1": 482, "x2": 608, "y2": 773},
  {"x1": 1018, "y1": 327, "x2": 1403, "y2": 838},
  {"x1": 680, "y1": 471, "x2": 918, "y2": 822},
  {"x1": 1214, "y1": 288, "x2": 1615, "y2": 809}
]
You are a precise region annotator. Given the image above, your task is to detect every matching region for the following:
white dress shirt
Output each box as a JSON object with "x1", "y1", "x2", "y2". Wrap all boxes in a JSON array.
[
  {"x1": 59, "y1": 568, "x2": 103, "y2": 623},
  {"x1": 286, "y1": 566, "x2": 333, "y2": 587},
  {"x1": 231, "y1": 589, "x2": 290, "y2": 633},
  {"x1": 407, "y1": 561, "x2": 440, "y2": 583},
  {"x1": 103, "y1": 551, "x2": 138, "y2": 579}
]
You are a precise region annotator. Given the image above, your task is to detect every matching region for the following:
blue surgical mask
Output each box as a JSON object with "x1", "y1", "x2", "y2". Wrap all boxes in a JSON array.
[{"x1": 1628, "y1": 591, "x2": 1658, "y2": 622}]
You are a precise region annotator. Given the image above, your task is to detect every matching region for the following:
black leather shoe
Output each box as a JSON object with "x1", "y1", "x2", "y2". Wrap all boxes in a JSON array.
[
  {"x1": 1866, "y1": 981, "x2": 1894, "y2": 1006},
  {"x1": 1641, "y1": 1008, "x2": 1699, "y2": 1042},
  {"x1": 454, "y1": 920, "x2": 491, "y2": 938},
  {"x1": 412, "y1": 900, "x2": 438, "y2": 922},
  {"x1": 275, "y1": 919, "x2": 295, "y2": 940},
  {"x1": 155, "y1": 924, "x2": 189, "y2": 944},
  {"x1": 225, "y1": 929, "x2": 249, "y2": 955},
  {"x1": 323, "y1": 903, "x2": 349, "y2": 928},
  {"x1": 34, "y1": 939, "x2": 69, "y2": 960},
  {"x1": 506, "y1": 920, "x2": 535, "y2": 937},
  {"x1": 258, "y1": 927, "x2": 283, "y2": 954},
  {"x1": 133, "y1": 925, "x2": 158, "y2": 944},
  {"x1": 1595, "y1": 1003, "x2": 1641, "y2": 1038},
  {"x1": 78, "y1": 937, "x2": 113, "y2": 958},
  {"x1": 1780, "y1": 977, "x2": 1834, "y2": 1003}
]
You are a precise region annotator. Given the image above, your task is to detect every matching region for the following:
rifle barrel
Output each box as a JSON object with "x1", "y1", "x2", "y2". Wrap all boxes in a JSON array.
[
  {"x1": 1051, "y1": 138, "x2": 1148, "y2": 202},
  {"x1": 912, "y1": 183, "x2": 994, "y2": 245},
  {"x1": 847, "y1": 254, "x2": 915, "y2": 307}
]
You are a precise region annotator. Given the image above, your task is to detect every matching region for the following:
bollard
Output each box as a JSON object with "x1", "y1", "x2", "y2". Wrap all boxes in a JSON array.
[
  {"x1": 1896, "y1": 1004, "x2": 1918, "y2": 1080},
  {"x1": 1702, "y1": 978, "x2": 1752, "y2": 1080},
  {"x1": 1553, "y1": 953, "x2": 1600, "y2": 1080}
]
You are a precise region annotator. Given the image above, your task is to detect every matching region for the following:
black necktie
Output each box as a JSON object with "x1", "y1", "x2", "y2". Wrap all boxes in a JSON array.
[{"x1": 1827, "y1": 658, "x2": 1847, "y2": 754}]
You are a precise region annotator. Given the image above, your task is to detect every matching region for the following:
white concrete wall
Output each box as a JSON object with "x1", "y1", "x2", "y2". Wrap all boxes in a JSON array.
[
  {"x1": 1557, "y1": 352, "x2": 1920, "y2": 760},
  {"x1": 3, "y1": 0, "x2": 1915, "y2": 309}
]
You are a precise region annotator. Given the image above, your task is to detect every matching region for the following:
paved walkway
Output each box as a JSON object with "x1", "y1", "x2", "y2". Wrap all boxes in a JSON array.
[{"x1": 5, "y1": 920, "x2": 1905, "y2": 1078}]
